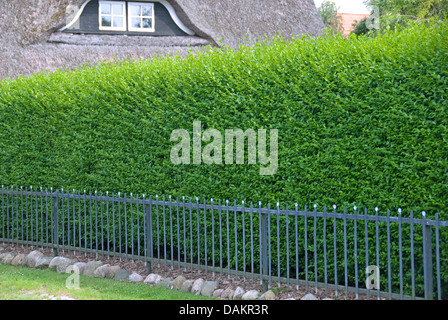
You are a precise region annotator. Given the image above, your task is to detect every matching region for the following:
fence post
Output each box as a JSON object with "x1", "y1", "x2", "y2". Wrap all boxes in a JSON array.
[
  {"x1": 260, "y1": 207, "x2": 268, "y2": 293},
  {"x1": 145, "y1": 198, "x2": 153, "y2": 275},
  {"x1": 422, "y1": 212, "x2": 433, "y2": 300},
  {"x1": 52, "y1": 190, "x2": 59, "y2": 257}
]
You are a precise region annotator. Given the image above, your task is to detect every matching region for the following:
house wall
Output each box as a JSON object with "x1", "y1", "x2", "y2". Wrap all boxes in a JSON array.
[
  {"x1": 337, "y1": 13, "x2": 370, "y2": 36},
  {"x1": 64, "y1": 0, "x2": 188, "y2": 36}
]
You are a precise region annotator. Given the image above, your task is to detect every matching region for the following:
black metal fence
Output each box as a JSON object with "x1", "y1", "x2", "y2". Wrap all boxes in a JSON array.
[{"x1": 1, "y1": 185, "x2": 447, "y2": 299}]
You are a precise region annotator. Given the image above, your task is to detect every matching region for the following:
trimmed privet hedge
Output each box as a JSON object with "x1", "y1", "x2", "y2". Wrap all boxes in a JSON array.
[{"x1": 1, "y1": 22, "x2": 448, "y2": 297}]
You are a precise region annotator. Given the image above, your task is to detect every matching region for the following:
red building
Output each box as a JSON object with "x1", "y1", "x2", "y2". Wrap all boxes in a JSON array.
[{"x1": 337, "y1": 13, "x2": 370, "y2": 36}]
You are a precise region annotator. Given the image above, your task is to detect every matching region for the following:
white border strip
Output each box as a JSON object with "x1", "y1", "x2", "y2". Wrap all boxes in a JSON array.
[
  {"x1": 59, "y1": 0, "x2": 92, "y2": 31},
  {"x1": 156, "y1": 0, "x2": 194, "y2": 36},
  {"x1": 59, "y1": 0, "x2": 195, "y2": 36}
]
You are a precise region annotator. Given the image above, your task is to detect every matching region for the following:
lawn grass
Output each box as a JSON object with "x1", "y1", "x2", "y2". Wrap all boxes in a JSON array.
[{"x1": 0, "y1": 264, "x2": 214, "y2": 300}]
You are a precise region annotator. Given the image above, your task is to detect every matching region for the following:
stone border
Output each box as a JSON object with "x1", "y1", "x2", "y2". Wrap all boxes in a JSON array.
[{"x1": 0, "y1": 246, "x2": 332, "y2": 300}]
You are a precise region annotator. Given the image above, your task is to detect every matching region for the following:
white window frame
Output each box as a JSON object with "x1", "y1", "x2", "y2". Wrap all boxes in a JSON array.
[
  {"x1": 99, "y1": 1, "x2": 127, "y2": 31},
  {"x1": 127, "y1": 2, "x2": 155, "y2": 32}
]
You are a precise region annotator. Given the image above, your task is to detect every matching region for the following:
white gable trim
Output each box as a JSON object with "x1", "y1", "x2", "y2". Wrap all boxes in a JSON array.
[
  {"x1": 59, "y1": 0, "x2": 92, "y2": 31},
  {"x1": 59, "y1": 0, "x2": 195, "y2": 36}
]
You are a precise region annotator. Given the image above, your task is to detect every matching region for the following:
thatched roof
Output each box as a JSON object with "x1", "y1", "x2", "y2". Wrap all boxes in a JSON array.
[
  {"x1": 0, "y1": 0, "x2": 324, "y2": 79},
  {"x1": 167, "y1": 0, "x2": 324, "y2": 47}
]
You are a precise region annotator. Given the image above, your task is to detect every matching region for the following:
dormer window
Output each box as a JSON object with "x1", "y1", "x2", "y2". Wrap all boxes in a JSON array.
[
  {"x1": 128, "y1": 2, "x2": 155, "y2": 32},
  {"x1": 99, "y1": 1, "x2": 126, "y2": 31},
  {"x1": 60, "y1": 0, "x2": 196, "y2": 36},
  {"x1": 99, "y1": 1, "x2": 154, "y2": 32}
]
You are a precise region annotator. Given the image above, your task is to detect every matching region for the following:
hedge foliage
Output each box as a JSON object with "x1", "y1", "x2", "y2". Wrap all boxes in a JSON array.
[
  {"x1": 1, "y1": 23, "x2": 447, "y2": 215},
  {"x1": 1, "y1": 21, "x2": 448, "y2": 297}
]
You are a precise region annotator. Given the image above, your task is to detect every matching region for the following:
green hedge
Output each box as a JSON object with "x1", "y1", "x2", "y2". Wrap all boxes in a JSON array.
[{"x1": 1, "y1": 22, "x2": 448, "y2": 297}]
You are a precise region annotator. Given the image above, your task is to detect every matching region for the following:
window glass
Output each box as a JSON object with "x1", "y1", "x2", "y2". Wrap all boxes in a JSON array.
[
  {"x1": 101, "y1": 16, "x2": 112, "y2": 27},
  {"x1": 142, "y1": 5, "x2": 152, "y2": 17},
  {"x1": 130, "y1": 5, "x2": 140, "y2": 16},
  {"x1": 113, "y1": 17, "x2": 124, "y2": 28},
  {"x1": 101, "y1": 3, "x2": 111, "y2": 15},
  {"x1": 142, "y1": 18, "x2": 152, "y2": 29},
  {"x1": 131, "y1": 18, "x2": 141, "y2": 28},
  {"x1": 112, "y1": 4, "x2": 123, "y2": 15}
]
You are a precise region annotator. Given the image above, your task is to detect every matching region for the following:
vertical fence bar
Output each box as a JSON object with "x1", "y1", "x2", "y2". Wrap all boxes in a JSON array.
[
  {"x1": 410, "y1": 210, "x2": 415, "y2": 299},
  {"x1": 78, "y1": 190, "x2": 81, "y2": 255},
  {"x1": 101, "y1": 191, "x2": 104, "y2": 258},
  {"x1": 130, "y1": 193, "x2": 134, "y2": 261},
  {"x1": 25, "y1": 187, "x2": 29, "y2": 245},
  {"x1": 61, "y1": 188, "x2": 65, "y2": 253},
  {"x1": 35, "y1": 188, "x2": 39, "y2": 246},
  {"x1": 313, "y1": 204, "x2": 318, "y2": 293},
  {"x1": 304, "y1": 205, "x2": 309, "y2": 292},
  {"x1": 183, "y1": 197, "x2": 187, "y2": 272},
  {"x1": 276, "y1": 202, "x2": 280, "y2": 287},
  {"x1": 40, "y1": 187, "x2": 44, "y2": 247},
  {"x1": 249, "y1": 202, "x2": 254, "y2": 283},
  {"x1": 219, "y1": 200, "x2": 223, "y2": 276},
  {"x1": 354, "y1": 206, "x2": 359, "y2": 299},
  {"x1": 267, "y1": 203, "x2": 272, "y2": 288},
  {"x1": 211, "y1": 199, "x2": 215, "y2": 277},
  {"x1": 196, "y1": 197, "x2": 200, "y2": 274},
  {"x1": 285, "y1": 204, "x2": 290, "y2": 287},
  {"x1": 72, "y1": 189, "x2": 76, "y2": 253},
  {"x1": 21, "y1": 187, "x2": 24, "y2": 248},
  {"x1": 189, "y1": 197, "x2": 193, "y2": 273},
  {"x1": 295, "y1": 203, "x2": 299, "y2": 291},
  {"x1": 375, "y1": 207, "x2": 380, "y2": 299},
  {"x1": 234, "y1": 200, "x2": 238, "y2": 278},
  {"x1": 177, "y1": 197, "x2": 180, "y2": 271},
  {"x1": 226, "y1": 200, "x2": 230, "y2": 278},
  {"x1": 323, "y1": 206, "x2": 328, "y2": 296},
  {"x1": 6, "y1": 186, "x2": 10, "y2": 245},
  {"x1": 203, "y1": 198, "x2": 207, "y2": 275},
  {"x1": 435, "y1": 213, "x2": 441, "y2": 300},
  {"x1": 30, "y1": 187, "x2": 33, "y2": 246},
  {"x1": 1, "y1": 185, "x2": 4, "y2": 245},
  {"x1": 386, "y1": 209, "x2": 392, "y2": 300},
  {"x1": 145, "y1": 195, "x2": 153, "y2": 275},
  {"x1": 364, "y1": 208, "x2": 369, "y2": 300},
  {"x1": 89, "y1": 191, "x2": 93, "y2": 257},
  {"x1": 112, "y1": 192, "x2": 116, "y2": 257},
  {"x1": 333, "y1": 205, "x2": 338, "y2": 297},
  {"x1": 343, "y1": 207, "x2": 348, "y2": 297},
  {"x1": 106, "y1": 192, "x2": 110, "y2": 258},
  {"x1": 46, "y1": 188, "x2": 49, "y2": 250},
  {"x1": 84, "y1": 190, "x2": 87, "y2": 255},
  {"x1": 258, "y1": 201, "x2": 263, "y2": 285},
  {"x1": 156, "y1": 195, "x2": 160, "y2": 267},
  {"x1": 242, "y1": 200, "x2": 246, "y2": 281},
  {"x1": 422, "y1": 211, "x2": 433, "y2": 300},
  {"x1": 260, "y1": 204, "x2": 268, "y2": 293},
  {"x1": 398, "y1": 208, "x2": 403, "y2": 299},
  {"x1": 120, "y1": 192, "x2": 128, "y2": 260},
  {"x1": 169, "y1": 195, "x2": 173, "y2": 269},
  {"x1": 52, "y1": 190, "x2": 59, "y2": 256}
]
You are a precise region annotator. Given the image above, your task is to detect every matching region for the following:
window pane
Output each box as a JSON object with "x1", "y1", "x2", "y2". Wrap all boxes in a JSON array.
[
  {"x1": 113, "y1": 17, "x2": 124, "y2": 28},
  {"x1": 142, "y1": 18, "x2": 152, "y2": 29},
  {"x1": 101, "y1": 16, "x2": 112, "y2": 27},
  {"x1": 129, "y1": 5, "x2": 141, "y2": 17},
  {"x1": 112, "y1": 4, "x2": 123, "y2": 15},
  {"x1": 142, "y1": 5, "x2": 152, "y2": 17},
  {"x1": 100, "y1": 3, "x2": 111, "y2": 15},
  {"x1": 131, "y1": 18, "x2": 141, "y2": 29}
]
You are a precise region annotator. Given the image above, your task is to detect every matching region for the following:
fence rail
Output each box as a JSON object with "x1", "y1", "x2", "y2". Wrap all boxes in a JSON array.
[{"x1": 0, "y1": 186, "x2": 447, "y2": 300}]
